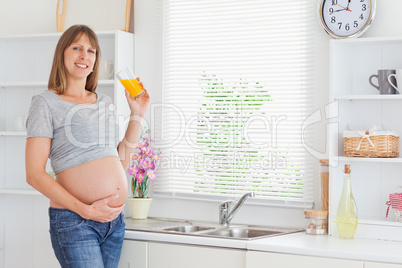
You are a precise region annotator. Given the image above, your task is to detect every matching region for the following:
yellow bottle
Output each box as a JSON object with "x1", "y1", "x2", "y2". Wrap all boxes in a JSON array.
[{"x1": 336, "y1": 164, "x2": 358, "y2": 239}]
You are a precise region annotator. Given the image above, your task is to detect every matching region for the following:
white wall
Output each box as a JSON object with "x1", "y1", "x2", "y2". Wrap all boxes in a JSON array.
[
  {"x1": 1, "y1": 0, "x2": 402, "y2": 228},
  {"x1": 0, "y1": 0, "x2": 134, "y2": 35},
  {"x1": 363, "y1": 1, "x2": 402, "y2": 38},
  {"x1": 132, "y1": 0, "x2": 329, "y2": 228},
  {"x1": 0, "y1": 0, "x2": 56, "y2": 35},
  {"x1": 133, "y1": 0, "x2": 402, "y2": 228}
]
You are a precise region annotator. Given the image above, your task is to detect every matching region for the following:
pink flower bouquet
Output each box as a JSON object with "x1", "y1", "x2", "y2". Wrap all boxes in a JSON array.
[{"x1": 127, "y1": 129, "x2": 161, "y2": 198}]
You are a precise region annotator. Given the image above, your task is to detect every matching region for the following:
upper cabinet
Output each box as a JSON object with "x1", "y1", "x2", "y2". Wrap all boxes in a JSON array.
[{"x1": 328, "y1": 37, "x2": 402, "y2": 242}]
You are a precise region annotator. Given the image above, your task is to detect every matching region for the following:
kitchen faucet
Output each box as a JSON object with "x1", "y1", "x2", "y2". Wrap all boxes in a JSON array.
[{"x1": 219, "y1": 192, "x2": 255, "y2": 226}]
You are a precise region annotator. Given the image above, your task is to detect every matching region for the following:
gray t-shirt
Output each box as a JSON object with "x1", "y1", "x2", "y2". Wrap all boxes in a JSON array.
[{"x1": 26, "y1": 90, "x2": 119, "y2": 174}]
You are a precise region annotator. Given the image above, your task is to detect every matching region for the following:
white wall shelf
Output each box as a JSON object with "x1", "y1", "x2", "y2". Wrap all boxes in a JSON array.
[
  {"x1": 0, "y1": 131, "x2": 27, "y2": 136},
  {"x1": 0, "y1": 30, "x2": 123, "y2": 41},
  {"x1": 358, "y1": 218, "x2": 402, "y2": 227},
  {"x1": 0, "y1": 30, "x2": 134, "y2": 267},
  {"x1": 0, "y1": 189, "x2": 40, "y2": 195},
  {"x1": 329, "y1": 36, "x2": 402, "y2": 242},
  {"x1": 335, "y1": 95, "x2": 402, "y2": 100},
  {"x1": 0, "y1": 30, "x2": 133, "y2": 191},
  {"x1": 337, "y1": 156, "x2": 402, "y2": 163},
  {"x1": 0, "y1": 80, "x2": 114, "y2": 88}
]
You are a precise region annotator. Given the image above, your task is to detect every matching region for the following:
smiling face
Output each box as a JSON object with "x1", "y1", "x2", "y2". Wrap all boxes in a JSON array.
[
  {"x1": 64, "y1": 33, "x2": 97, "y2": 81},
  {"x1": 48, "y1": 25, "x2": 101, "y2": 93}
]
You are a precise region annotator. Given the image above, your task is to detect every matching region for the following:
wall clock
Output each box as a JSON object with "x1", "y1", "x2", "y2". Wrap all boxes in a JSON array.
[{"x1": 319, "y1": 0, "x2": 376, "y2": 39}]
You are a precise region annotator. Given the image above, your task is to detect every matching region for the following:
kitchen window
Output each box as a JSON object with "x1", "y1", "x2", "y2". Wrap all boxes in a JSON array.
[{"x1": 154, "y1": 0, "x2": 316, "y2": 208}]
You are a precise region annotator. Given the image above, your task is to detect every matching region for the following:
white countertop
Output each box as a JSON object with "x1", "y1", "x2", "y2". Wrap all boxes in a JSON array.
[
  {"x1": 247, "y1": 232, "x2": 402, "y2": 264},
  {"x1": 124, "y1": 218, "x2": 402, "y2": 264}
]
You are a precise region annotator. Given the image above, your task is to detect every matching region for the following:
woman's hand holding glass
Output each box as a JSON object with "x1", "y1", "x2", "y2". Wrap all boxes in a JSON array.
[{"x1": 124, "y1": 77, "x2": 150, "y2": 117}]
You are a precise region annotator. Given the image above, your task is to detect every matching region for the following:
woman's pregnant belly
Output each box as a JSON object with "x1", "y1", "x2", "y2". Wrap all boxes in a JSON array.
[{"x1": 50, "y1": 156, "x2": 128, "y2": 208}]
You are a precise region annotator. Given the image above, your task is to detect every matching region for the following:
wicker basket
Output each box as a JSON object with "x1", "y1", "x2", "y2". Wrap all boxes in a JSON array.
[
  {"x1": 386, "y1": 186, "x2": 402, "y2": 223},
  {"x1": 344, "y1": 130, "x2": 399, "y2": 158}
]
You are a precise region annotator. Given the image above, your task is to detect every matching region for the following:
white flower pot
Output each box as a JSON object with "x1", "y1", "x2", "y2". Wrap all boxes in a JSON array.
[{"x1": 127, "y1": 197, "x2": 153, "y2": 219}]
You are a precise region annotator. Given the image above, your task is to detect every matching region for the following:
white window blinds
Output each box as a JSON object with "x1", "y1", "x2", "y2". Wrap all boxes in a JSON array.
[{"x1": 154, "y1": 0, "x2": 315, "y2": 207}]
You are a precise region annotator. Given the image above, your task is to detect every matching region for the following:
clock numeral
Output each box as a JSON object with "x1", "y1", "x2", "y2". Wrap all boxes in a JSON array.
[{"x1": 321, "y1": 0, "x2": 371, "y2": 38}]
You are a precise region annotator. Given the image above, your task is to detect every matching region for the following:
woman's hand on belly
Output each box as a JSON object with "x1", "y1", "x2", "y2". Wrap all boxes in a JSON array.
[{"x1": 83, "y1": 194, "x2": 124, "y2": 223}]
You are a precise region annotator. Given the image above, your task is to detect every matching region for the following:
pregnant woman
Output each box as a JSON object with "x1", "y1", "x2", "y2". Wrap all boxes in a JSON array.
[{"x1": 25, "y1": 25, "x2": 149, "y2": 267}]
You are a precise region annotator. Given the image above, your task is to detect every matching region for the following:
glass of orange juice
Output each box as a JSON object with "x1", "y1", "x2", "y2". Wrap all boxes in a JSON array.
[{"x1": 116, "y1": 67, "x2": 144, "y2": 97}]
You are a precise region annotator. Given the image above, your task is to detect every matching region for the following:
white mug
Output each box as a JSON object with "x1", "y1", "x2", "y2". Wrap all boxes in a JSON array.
[
  {"x1": 13, "y1": 115, "x2": 27, "y2": 131},
  {"x1": 99, "y1": 60, "x2": 115, "y2": 80},
  {"x1": 388, "y1": 69, "x2": 402, "y2": 94}
]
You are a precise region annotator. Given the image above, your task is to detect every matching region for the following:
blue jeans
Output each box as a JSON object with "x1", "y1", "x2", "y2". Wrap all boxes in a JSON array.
[{"x1": 49, "y1": 208, "x2": 125, "y2": 268}]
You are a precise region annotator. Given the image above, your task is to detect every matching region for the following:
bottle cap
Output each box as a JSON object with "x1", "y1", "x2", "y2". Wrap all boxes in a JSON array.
[{"x1": 344, "y1": 164, "x2": 351, "y2": 174}]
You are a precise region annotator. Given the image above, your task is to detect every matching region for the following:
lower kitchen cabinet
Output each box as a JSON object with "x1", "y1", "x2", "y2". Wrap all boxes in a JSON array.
[
  {"x1": 365, "y1": 262, "x2": 402, "y2": 268},
  {"x1": 1, "y1": 194, "x2": 59, "y2": 268},
  {"x1": 148, "y1": 242, "x2": 246, "y2": 268},
  {"x1": 246, "y1": 251, "x2": 364, "y2": 268},
  {"x1": 118, "y1": 239, "x2": 402, "y2": 268},
  {"x1": 118, "y1": 240, "x2": 148, "y2": 268}
]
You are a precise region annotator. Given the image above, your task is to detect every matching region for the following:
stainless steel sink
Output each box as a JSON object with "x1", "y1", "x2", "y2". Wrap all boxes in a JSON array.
[
  {"x1": 163, "y1": 225, "x2": 214, "y2": 233},
  {"x1": 124, "y1": 217, "x2": 302, "y2": 240},
  {"x1": 202, "y1": 227, "x2": 283, "y2": 239},
  {"x1": 157, "y1": 224, "x2": 297, "y2": 240}
]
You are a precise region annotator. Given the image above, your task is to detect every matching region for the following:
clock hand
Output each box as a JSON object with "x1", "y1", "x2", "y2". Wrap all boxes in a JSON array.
[
  {"x1": 331, "y1": 1, "x2": 352, "y2": 12},
  {"x1": 346, "y1": 0, "x2": 351, "y2": 11}
]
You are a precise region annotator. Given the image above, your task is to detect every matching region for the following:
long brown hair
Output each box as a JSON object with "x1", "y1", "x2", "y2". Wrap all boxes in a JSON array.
[{"x1": 48, "y1": 25, "x2": 101, "y2": 93}]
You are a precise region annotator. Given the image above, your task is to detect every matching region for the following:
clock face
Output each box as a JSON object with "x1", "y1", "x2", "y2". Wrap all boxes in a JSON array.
[{"x1": 320, "y1": 0, "x2": 374, "y2": 38}]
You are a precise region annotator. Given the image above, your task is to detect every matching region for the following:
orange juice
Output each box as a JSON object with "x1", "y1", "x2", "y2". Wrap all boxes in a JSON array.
[{"x1": 119, "y1": 79, "x2": 144, "y2": 97}]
